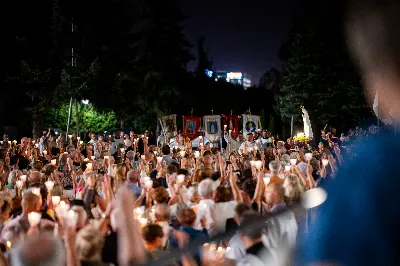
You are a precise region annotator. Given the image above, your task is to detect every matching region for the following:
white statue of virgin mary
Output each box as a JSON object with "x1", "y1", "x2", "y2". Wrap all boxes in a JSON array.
[{"x1": 301, "y1": 106, "x2": 314, "y2": 139}]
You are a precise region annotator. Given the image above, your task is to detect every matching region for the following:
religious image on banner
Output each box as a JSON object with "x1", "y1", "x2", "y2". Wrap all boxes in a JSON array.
[
  {"x1": 242, "y1": 114, "x2": 259, "y2": 134},
  {"x1": 161, "y1": 115, "x2": 177, "y2": 138},
  {"x1": 203, "y1": 115, "x2": 221, "y2": 143},
  {"x1": 221, "y1": 114, "x2": 239, "y2": 135},
  {"x1": 182, "y1": 116, "x2": 201, "y2": 140}
]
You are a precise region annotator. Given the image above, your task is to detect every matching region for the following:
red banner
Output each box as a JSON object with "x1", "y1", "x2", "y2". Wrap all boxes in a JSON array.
[
  {"x1": 221, "y1": 114, "x2": 240, "y2": 136},
  {"x1": 182, "y1": 116, "x2": 201, "y2": 140}
]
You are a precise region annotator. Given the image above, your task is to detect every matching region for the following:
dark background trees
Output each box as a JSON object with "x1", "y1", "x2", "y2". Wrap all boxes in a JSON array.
[{"x1": 0, "y1": 0, "x2": 373, "y2": 139}]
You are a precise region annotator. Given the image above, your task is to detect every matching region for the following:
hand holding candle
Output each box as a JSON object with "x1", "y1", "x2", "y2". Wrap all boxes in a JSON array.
[{"x1": 28, "y1": 212, "x2": 42, "y2": 227}]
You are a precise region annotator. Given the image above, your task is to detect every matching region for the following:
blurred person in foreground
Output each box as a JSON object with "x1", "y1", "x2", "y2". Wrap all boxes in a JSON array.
[{"x1": 298, "y1": 1, "x2": 400, "y2": 265}]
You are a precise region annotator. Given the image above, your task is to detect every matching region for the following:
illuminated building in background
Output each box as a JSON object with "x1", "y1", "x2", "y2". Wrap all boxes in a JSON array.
[{"x1": 215, "y1": 71, "x2": 252, "y2": 89}]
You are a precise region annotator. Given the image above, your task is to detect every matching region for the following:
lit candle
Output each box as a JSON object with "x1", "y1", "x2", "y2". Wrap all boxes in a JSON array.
[
  {"x1": 68, "y1": 135, "x2": 72, "y2": 139},
  {"x1": 157, "y1": 157, "x2": 162, "y2": 163},
  {"x1": 64, "y1": 152, "x2": 68, "y2": 155},
  {"x1": 43, "y1": 150, "x2": 47, "y2": 155},
  {"x1": 6, "y1": 241, "x2": 11, "y2": 250},
  {"x1": 285, "y1": 165, "x2": 291, "y2": 172},
  {"x1": 199, "y1": 136, "x2": 203, "y2": 140},
  {"x1": 177, "y1": 174, "x2": 185, "y2": 184},
  {"x1": 305, "y1": 153, "x2": 313, "y2": 161},
  {"x1": 179, "y1": 151, "x2": 185, "y2": 157},
  {"x1": 84, "y1": 158, "x2": 89, "y2": 162},
  {"x1": 145, "y1": 180, "x2": 153, "y2": 189},
  {"x1": 194, "y1": 151, "x2": 200, "y2": 158},
  {"x1": 254, "y1": 160, "x2": 263, "y2": 170},
  {"x1": 79, "y1": 141, "x2": 83, "y2": 145},
  {"x1": 91, "y1": 156, "x2": 95, "y2": 161},
  {"x1": 25, "y1": 150, "x2": 28, "y2": 156},
  {"x1": 263, "y1": 176, "x2": 270, "y2": 185},
  {"x1": 77, "y1": 137, "x2": 80, "y2": 141},
  {"x1": 7, "y1": 141, "x2": 11, "y2": 144},
  {"x1": 322, "y1": 159, "x2": 329, "y2": 167},
  {"x1": 20, "y1": 175, "x2": 27, "y2": 182},
  {"x1": 250, "y1": 160, "x2": 256, "y2": 167},
  {"x1": 290, "y1": 159, "x2": 297, "y2": 166},
  {"x1": 52, "y1": 196, "x2": 60, "y2": 205},
  {"x1": 68, "y1": 210, "x2": 76, "y2": 226},
  {"x1": 51, "y1": 159, "x2": 56, "y2": 165},
  {"x1": 120, "y1": 148, "x2": 125, "y2": 153},
  {"x1": 139, "y1": 217, "x2": 148, "y2": 227},
  {"x1": 224, "y1": 125, "x2": 227, "y2": 130},
  {"x1": 28, "y1": 212, "x2": 42, "y2": 227},
  {"x1": 13, "y1": 140, "x2": 17, "y2": 144},
  {"x1": 141, "y1": 135, "x2": 144, "y2": 138},
  {"x1": 31, "y1": 187, "x2": 41, "y2": 197},
  {"x1": 104, "y1": 155, "x2": 109, "y2": 160},
  {"x1": 16, "y1": 180, "x2": 23, "y2": 189},
  {"x1": 45, "y1": 180, "x2": 54, "y2": 191},
  {"x1": 35, "y1": 143, "x2": 39, "y2": 148},
  {"x1": 86, "y1": 163, "x2": 92, "y2": 170},
  {"x1": 141, "y1": 155, "x2": 146, "y2": 160},
  {"x1": 229, "y1": 129, "x2": 232, "y2": 136}
]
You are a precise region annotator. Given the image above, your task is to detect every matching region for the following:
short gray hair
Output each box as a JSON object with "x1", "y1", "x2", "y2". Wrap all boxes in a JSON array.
[
  {"x1": 198, "y1": 178, "x2": 214, "y2": 198},
  {"x1": 10, "y1": 233, "x2": 66, "y2": 266},
  {"x1": 269, "y1": 160, "x2": 281, "y2": 173}
]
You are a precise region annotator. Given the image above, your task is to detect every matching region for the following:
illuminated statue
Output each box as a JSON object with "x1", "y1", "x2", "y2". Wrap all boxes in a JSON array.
[{"x1": 301, "y1": 106, "x2": 313, "y2": 139}]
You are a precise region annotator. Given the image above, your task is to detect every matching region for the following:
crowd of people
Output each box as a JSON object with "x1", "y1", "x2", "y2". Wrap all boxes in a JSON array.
[{"x1": 0, "y1": 123, "x2": 376, "y2": 266}]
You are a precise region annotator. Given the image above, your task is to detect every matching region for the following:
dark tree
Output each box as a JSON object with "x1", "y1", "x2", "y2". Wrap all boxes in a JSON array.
[
  {"x1": 195, "y1": 36, "x2": 213, "y2": 77},
  {"x1": 276, "y1": 0, "x2": 371, "y2": 133}
]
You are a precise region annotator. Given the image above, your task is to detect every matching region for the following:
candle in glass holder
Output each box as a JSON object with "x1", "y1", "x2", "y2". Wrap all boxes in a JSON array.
[
  {"x1": 86, "y1": 163, "x2": 93, "y2": 170},
  {"x1": 79, "y1": 141, "x2": 83, "y2": 145},
  {"x1": 43, "y1": 150, "x2": 47, "y2": 155},
  {"x1": 120, "y1": 148, "x2": 125, "y2": 153},
  {"x1": 254, "y1": 161, "x2": 263, "y2": 170},
  {"x1": 135, "y1": 207, "x2": 144, "y2": 219},
  {"x1": 104, "y1": 155, "x2": 109, "y2": 160},
  {"x1": 145, "y1": 180, "x2": 153, "y2": 189},
  {"x1": 157, "y1": 157, "x2": 162, "y2": 163},
  {"x1": 16, "y1": 180, "x2": 23, "y2": 189},
  {"x1": 194, "y1": 151, "x2": 200, "y2": 158},
  {"x1": 285, "y1": 165, "x2": 291, "y2": 172},
  {"x1": 6, "y1": 241, "x2": 11, "y2": 250},
  {"x1": 179, "y1": 151, "x2": 185, "y2": 157},
  {"x1": 250, "y1": 160, "x2": 256, "y2": 167},
  {"x1": 45, "y1": 180, "x2": 54, "y2": 191},
  {"x1": 7, "y1": 141, "x2": 11, "y2": 144},
  {"x1": 20, "y1": 175, "x2": 27, "y2": 182},
  {"x1": 199, "y1": 136, "x2": 203, "y2": 140},
  {"x1": 139, "y1": 217, "x2": 148, "y2": 227},
  {"x1": 91, "y1": 156, "x2": 95, "y2": 161},
  {"x1": 177, "y1": 174, "x2": 185, "y2": 184},
  {"x1": 290, "y1": 159, "x2": 297, "y2": 166},
  {"x1": 52, "y1": 196, "x2": 61, "y2": 205},
  {"x1": 305, "y1": 153, "x2": 313, "y2": 161},
  {"x1": 13, "y1": 140, "x2": 17, "y2": 144},
  {"x1": 51, "y1": 159, "x2": 56, "y2": 165},
  {"x1": 68, "y1": 135, "x2": 72, "y2": 139},
  {"x1": 77, "y1": 137, "x2": 80, "y2": 141},
  {"x1": 141, "y1": 155, "x2": 146, "y2": 160},
  {"x1": 263, "y1": 176, "x2": 270, "y2": 185},
  {"x1": 28, "y1": 212, "x2": 42, "y2": 227},
  {"x1": 31, "y1": 187, "x2": 41, "y2": 197},
  {"x1": 322, "y1": 159, "x2": 329, "y2": 167}
]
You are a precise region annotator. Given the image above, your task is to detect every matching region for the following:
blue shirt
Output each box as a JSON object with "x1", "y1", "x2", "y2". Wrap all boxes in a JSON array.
[
  {"x1": 127, "y1": 182, "x2": 142, "y2": 197},
  {"x1": 297, "y1": 134, "x2": 400, "y2": 265}
]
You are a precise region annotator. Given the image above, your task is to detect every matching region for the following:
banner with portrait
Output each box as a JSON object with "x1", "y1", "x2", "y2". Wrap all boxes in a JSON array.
[
  {"x1": 160, "y1": 114, "x2": 177, "y2": 139},
  {"x1": 203, "y1": 115, "x2": 221, "y2": 143},
  {"x1": 221, "y1": 114, "x2": 239, "y2": 136},
  {"x1": 242, "y1": 114, "x2": 259, "y2": 135},
  {"x1": 182, "y1": 116, "x2": 201, "y2": 140}
]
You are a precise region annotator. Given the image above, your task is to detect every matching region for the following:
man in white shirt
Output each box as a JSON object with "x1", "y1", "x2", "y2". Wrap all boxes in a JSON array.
[{"x1": 238, "y1": 133, "x2": 261, "y2": 155}]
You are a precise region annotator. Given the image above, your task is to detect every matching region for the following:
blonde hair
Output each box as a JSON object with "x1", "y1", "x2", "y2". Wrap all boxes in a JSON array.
[
  {"x1": 76, "y1": 225, "x2": 104, "y2": 259},
  {"x1": 283, "y1": 174, "x2": 303, "y2": 205},
  {"x1": 114, "y1": 164, "x2": 127, "y2": 182}
]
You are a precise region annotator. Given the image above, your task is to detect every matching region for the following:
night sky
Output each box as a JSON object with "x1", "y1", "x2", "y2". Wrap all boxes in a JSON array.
[{"x1": 179, "y1": 0, "x2": 299, "y2": 85}]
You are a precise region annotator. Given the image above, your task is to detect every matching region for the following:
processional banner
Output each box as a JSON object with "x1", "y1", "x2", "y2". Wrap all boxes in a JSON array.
[
  {"x1": 203, "y1": 115, "x2": 221, "y2": 143},
  {"x1": 221, "y1": 114, "x2": 239, "y2": 136},
  {"x1": 242, "y1": 114, "x2": 259, "y2": 134},
  {"x1": 182, "y1": 116, "x2": 201, "y2": 140},
  {"x1": 160, "y1": 115, "x2": 177, "y2": 139}
]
